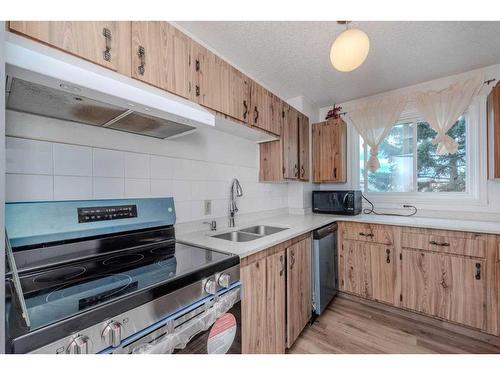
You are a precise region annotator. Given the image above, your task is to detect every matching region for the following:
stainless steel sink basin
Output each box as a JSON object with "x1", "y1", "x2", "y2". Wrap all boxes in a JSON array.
[
  {"x1": 239, "y1": 225, "x2": 288, "y2": 236},
  {"x1": 211, "y1": 231, "x2": 260, "y2": 242},
  {"x1": 211, "y1": 225, "x2": 288, "y2": 242}
]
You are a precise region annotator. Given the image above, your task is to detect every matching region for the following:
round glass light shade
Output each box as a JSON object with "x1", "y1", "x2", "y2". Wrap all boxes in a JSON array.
[{"x1": 330, "y1": 28, "x2": 370, "y2": 72}]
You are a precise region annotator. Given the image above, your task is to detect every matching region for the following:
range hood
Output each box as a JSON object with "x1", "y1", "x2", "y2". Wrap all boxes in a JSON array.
[{"x1": 4, "y1": 34, "x2": 215, "y2": 139}]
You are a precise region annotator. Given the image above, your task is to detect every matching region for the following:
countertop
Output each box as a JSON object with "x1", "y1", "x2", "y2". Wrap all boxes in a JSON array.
[{"x1": 177, "y1": 213, "x2": 500, "y2": 259}]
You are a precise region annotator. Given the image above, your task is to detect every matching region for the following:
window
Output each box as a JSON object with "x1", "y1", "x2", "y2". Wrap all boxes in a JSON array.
[{"x1": 359, "y1": 116, "x2": 467, "y2": 194}]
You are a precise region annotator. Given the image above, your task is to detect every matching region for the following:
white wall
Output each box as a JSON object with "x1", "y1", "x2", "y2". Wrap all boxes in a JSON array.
[
  {"x1": 318, "y1": 63, "x2": 500, "y2": 217},
  {"x1": 5, "y1": 111, "x2": 288, "y2": 224},
  {"x1": 0, "y1": 21, "x2": 6, "y2": 354}
]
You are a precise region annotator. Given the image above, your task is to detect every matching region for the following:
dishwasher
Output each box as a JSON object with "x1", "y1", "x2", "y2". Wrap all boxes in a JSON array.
[{"x1": 312, "y1": 223, "x2": 338, "y2": 315}]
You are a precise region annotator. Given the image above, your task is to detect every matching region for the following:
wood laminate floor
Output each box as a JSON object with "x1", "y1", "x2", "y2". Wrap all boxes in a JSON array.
[{"x1": 288, "y1": 296, "x2": 500, "y2": 354}]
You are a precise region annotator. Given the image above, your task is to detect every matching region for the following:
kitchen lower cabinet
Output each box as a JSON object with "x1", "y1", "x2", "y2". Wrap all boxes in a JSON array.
[
  {"x1": 286, "y1": 236, "x2": 312, "y2": 348},
  {"x1": 402, "y1": 249, "x2": 486, "y2": 330},
  {"x1": 9, "y1": 21, "x2": 131, "y2": 75},
  {"x1": 370, "y1": 245, "x2": 397, "y2": 305},
  {"x1": 341, "y1": 240, "x2": 372, "y2": 299},
  {"x1": 241, "y1": 234, "x2": 311, "y2": 353}
]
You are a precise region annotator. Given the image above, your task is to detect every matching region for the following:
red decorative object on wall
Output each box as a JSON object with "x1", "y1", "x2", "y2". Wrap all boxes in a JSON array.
[{"x1": 325, "y1": 104, "x2": 343, "y2": 120}]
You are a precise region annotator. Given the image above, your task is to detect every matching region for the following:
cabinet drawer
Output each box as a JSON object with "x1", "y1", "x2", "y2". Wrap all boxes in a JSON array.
[
  {"x1": 401, "y1": 230, "x2": 486, "y2": 258},
  {"x1": 341, "y1": 223, "x2": 393, "y2": 245}
]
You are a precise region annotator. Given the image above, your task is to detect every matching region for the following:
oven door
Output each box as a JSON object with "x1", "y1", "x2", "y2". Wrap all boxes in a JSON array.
[{"x1": 115, "y1": 284, "x2": 241, "y2": 354}]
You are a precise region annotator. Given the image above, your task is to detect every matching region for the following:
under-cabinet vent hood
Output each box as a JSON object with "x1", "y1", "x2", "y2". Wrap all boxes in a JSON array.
[{"x1": 4, "y1": 34, "x2": 215, "y2": 139}]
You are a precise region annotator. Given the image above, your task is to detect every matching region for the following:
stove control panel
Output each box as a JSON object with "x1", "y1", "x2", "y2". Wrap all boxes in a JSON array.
[{"x1": 78, "y1": 205, "x2": 138, "y2": 223}]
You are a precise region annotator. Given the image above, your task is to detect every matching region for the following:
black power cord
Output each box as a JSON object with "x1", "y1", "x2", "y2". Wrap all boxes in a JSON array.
[{"x1": 362, "y1": 194, "x2": 418, "y2": 217}]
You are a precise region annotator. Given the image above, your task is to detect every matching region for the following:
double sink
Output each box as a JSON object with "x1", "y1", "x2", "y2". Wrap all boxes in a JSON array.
[{"x1": 211, "y1": 225, "x2": 288, "y2": 242}]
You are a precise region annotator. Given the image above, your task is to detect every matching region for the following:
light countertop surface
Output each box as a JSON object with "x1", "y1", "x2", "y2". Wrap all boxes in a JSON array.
[{"x1": 177, "y1": 213, "x2": 500, "y2": 259}]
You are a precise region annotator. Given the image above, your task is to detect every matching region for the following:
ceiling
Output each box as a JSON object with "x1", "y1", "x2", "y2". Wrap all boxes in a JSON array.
[{"x1": 176, "y1": 21, "x2": 500, "y2": 107}]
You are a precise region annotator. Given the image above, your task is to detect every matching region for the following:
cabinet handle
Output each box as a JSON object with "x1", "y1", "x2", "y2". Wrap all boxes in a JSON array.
[
  {"x1": 475, "y1": 263, "x2": 481, "y2": 280},
  {"x1": 333, "y1": 167, "x2": 337, "y2": 179},
  {"x1": 254, "y1": 106, "x2": 259, "y2": 124},
  {"x1": 195, "y1": 59, "x2": 200, "y2": 72},
  {"x1": 137, "y1": 46, "x2": 146, "y2": 76},
  {"x1": 301, "y1": 165, "x2": 305, "y2": 178},
  {"x1": 279, "y1": 255, "x2": 285, "y2": 276},
  {"x1": 386, "y1": 249, "x2": 391, "y2": 263},
  {"x1": 429, "y1": 240, "x2": 450, "y2": 247},
  {"x1": 358, "y1": 232, "x2": 374, "y2": 238},
  {"x1": 289, "y1": 251, "x2": 295, "y2": 269},
  {"x1": 102, "y1": 28, "x2": 112, "y2": 62},
  {"x1": 195, "y1": 85, "x2": 200, "y2": 97},
  {"x1": 243, "y1": 100, "x2": 248, "y2": 119},
  {"x1": 294, "y1": 164, "x2": 299, "y2": 177}
]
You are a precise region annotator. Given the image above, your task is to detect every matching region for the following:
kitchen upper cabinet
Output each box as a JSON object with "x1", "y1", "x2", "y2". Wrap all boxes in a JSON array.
[
  {"x1": 283, "y1": 104, "x2": 300, "y2": 179},
  {"x1": 249, "y1": 80, "x2": 276, "y2": 135},
  {"x1": 487, "y1": 82, "x2": 500, "y2": 179},
  {"x1": 402, "y1": 249, "x2": 486, "y2": 330},
  {"x1": 9, "y1": 21, "x2": 131, "y2": 75},
  {"x1": 312, "y1": 118, "x2": 347, "y2": 183},
  {"x1": 266, "y1": 250, "x2": 287, "y2": 354},
  {"x1": 131, "y1": 22, "x2": 190, "y2": 99},
  {"x1": 286, "y1": 236, "x2": 312, "y2": 348},
  {"x1": 228, "y1": 66, "x2": 250, "y2": 123},
  {"x1": 298, "y1": 113, "x2": 310, "y2": 181}
]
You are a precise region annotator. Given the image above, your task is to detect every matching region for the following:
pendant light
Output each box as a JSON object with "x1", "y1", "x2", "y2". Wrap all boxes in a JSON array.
[{"x1": 330, "y1": 21, "x2": 370, "y2": 72}]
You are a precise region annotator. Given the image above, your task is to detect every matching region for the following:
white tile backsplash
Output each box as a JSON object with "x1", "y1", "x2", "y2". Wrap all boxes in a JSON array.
[
  {"x1": 93, "y1": 177, "x2": 124, "y2": 199},
  {"x1": 6, "y1": 174, "x2": 53, "y2": 201},
  {"x1": 5, "y1": 136, "x2": 289, "y2": 224},
  {"x1": 6, "y1": 137, "x2": 53, "y2": 175},
  {"x1": 54, "y1": 143, "x2": 92, "y2": 176},
  {"x1": 93, "y1": 148, "x2": 124, "y2": 178},
  {"x1": 54, "y1": 176, "x2": 92, "y2": 200}
]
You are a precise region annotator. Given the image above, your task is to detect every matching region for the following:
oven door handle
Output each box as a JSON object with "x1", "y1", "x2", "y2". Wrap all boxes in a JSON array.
[{"x1": 132, "y1": 287, "x2": 240, "y2": 354}]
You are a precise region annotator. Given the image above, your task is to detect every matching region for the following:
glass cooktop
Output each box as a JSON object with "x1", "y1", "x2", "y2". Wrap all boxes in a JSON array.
[{"x1": 14, "y1": 242, "x2": 230, "y2": 331}]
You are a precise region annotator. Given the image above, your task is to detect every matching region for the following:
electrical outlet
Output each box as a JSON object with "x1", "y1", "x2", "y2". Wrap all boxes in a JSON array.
[{"x1": 204, "y1": 200, "x2": 212, "y2": 215}]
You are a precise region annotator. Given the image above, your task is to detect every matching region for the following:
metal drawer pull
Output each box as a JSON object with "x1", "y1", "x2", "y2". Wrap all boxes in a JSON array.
[
  {"x1": 137, "y1": 46, "x2": 146, "y2": 75},
  {"x1": 289, "y1": 251, "x2": 295, "y2": 269},
  {"x1": 358, "y1": 232, "x2": 374, "y2": 238},
  {"x1": 429, "y1": 240, "x2": 450, "y2": 247},
  {"x1": 294, "y1": 164, "x2": 299, "y2": 177},
  {"x1": 301, "y1": 165, "x2": 305, "y2": 178},
  {"x1": 195, "y1": 59, "x2": 200, "y2": 72},
  {"x1": 475, "y1": 263, "x2": 481, "y2": 280},
  {"x1": 103, "y1": 28, "x2": 112, "y2": 62},
  {"x1": 279, "y1": 255, "x2": 285, "y2": 276},
  {"x1": 243, "y1": 100, "x2": 248, "y2": 119},
  {"x1": 254, "y1": 106, "x2": 259, "y2": 124},
  {"x1": 386, "y1": 249, "x2": 391, "y2": 263},
  {"x1": 195, "y1": 85, "x2": 200, "y2": 97}
]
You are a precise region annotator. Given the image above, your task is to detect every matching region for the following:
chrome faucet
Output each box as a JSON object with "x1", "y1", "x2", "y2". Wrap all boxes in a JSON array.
[{"x1": 229, "y1": 178, "x2": 243, "y2": 227}]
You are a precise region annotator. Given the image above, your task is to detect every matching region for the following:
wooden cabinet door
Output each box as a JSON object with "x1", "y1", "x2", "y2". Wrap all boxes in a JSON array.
[
  {"x1": 340, "y1": 240, "x2": 372, "y2": 298},
  {"x1": 266, "y1": 250, "x2": 286, "y2": 354},
  {"x1": 241, "y1": 258, "x2": 267, "y2": 354},
  {"x1": 487, "y1": 82, "x2": 500, "y2": 179},
  {"x1": 370, "y1": 244, "x2": 397, "y2": 305},
  {"x1": 259, "y1": 141, "x2": 283, "y2": 182},
  {"x1": 249, "y1": 81, "x2": 274, "y2": 134},
  {"x1": 131, "y1": 22, "x2": 190, "y2": 98},
  {"x1": 228, "y1": 67, "x2": 250, "y2": 123},
  {"x1": 10, "y1": 21, "x2": 131, "y2": 74},
  {"x1": 312, "y1": 118, "x2": 347, "y2": 183},
  {"x1": 298, "y1": 113, "x2": 310, "y2": 181},
  {"x1": 269, "y1": 93, "x2": 284, "y2": 136},
  {"x1": 283, "y1": 104, "x2": 300, "y2": 180},
  {"x1": 402, "y1": 249, "x2": 486, "y2": 329},
  {"x1": 286, "y1": 237, "x2": 312, "y2": 348}
]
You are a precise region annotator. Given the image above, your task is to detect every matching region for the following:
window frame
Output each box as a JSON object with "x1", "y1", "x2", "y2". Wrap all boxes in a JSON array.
[{"x1": 354, "y1": 96, "x2": 487, "y2": 209}]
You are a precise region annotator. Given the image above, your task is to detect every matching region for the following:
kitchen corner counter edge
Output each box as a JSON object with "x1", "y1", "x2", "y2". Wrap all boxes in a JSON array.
[{"x1": 177, "y1": 213, "x2": 500, "y2": 259}]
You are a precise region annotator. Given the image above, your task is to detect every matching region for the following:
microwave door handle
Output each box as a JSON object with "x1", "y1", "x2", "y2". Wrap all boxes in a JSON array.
[{"x1": 342, "y1": 194, "x2": 349, "y2": 210}]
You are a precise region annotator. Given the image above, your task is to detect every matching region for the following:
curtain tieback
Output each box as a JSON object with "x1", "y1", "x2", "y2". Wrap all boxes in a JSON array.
[
  {"x1": 366, "y1": 145, "x2": 380, "y2": 172},
  {"x1": 432, "y1": 133, "x2": 458, "y2": 155}
]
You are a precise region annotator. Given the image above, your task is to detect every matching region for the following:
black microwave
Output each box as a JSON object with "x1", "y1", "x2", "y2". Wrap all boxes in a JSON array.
[{"x1": 312, "y1": 190, "x2": 362, "y2": 215}]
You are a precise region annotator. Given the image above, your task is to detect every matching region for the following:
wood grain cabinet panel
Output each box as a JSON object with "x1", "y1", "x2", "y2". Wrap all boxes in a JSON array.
[
  {"x1": 298, "y1": 113, "x2": 310, "y2": 181},
  {"x1": 283, "y1": 104, "x2": 300, "y2": 179},
  {"x1": 9, "y1": 21, "x2": 131, "y2": 74},
  {"x1": 402, "y1": 249, "x2": 486, "y2": 330},
  {"x1": 228, "y1": 66, "x2": 250, "y2": 123},
  {"x1": 487, "y1": 82, "x2": 500, "y2": 179},
  {"x1": 286, "y1": 236, "x2": 312, "y2": 348},
  {"x1": 370, "y1": 245, "x2": 397, "y2": 305},
  {"x1": 131, "y1": 22, "x2": 190, "y2": 98},
  {"x1": 341, "y1": 240, "x2": 372, "y2": 299},
  {"x1": 342, "y1": 222, "x2": 394, "y2": 245},
  {"x1": 312, "y1": 118, "x2": 347, "y2": 183},
  {"x1": 249, "y1": 80, "x2": 275, "y2": 135},
  {"x1": 266, "y1": 249, "x2": 287, "y2": 354}
]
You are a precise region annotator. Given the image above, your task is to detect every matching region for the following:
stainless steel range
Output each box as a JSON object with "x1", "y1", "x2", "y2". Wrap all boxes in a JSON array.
[{"x1": 4, "y1": 198, "x2": 241, "y2": 354}]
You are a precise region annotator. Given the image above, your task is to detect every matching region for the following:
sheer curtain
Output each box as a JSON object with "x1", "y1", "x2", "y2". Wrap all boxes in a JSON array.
[
  {"x1": 415, "y1": 75, "x2": 484, "y2": 155},
  {"x1": 346, "y1": 97, "x2": 407, "y2": 172}
]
